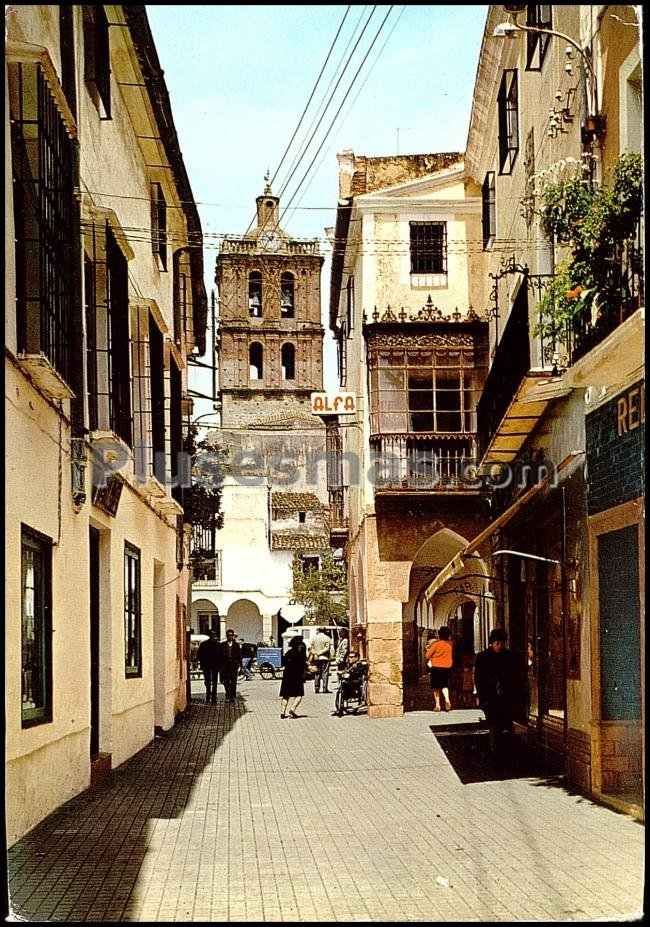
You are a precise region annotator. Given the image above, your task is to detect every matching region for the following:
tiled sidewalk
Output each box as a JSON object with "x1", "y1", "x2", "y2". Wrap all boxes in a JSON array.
[{"x1": 7, "y1": 679, "x2": 645, "y2": 922}]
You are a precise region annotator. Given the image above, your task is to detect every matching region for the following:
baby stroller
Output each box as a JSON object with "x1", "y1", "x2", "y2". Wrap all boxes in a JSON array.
[{"x1": 335, "y1": 659, "x2": 369, "y2": 716}]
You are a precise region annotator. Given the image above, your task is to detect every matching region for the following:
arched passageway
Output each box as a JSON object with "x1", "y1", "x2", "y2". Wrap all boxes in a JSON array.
[{"x1": 226, "y1": 599, "x2": 264, "y2": 645}]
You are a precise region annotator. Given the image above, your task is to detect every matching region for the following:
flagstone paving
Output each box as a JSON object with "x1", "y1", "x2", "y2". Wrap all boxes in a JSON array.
[{"x1": 7, "y1": 678, "x2": 645, "y2": 922}]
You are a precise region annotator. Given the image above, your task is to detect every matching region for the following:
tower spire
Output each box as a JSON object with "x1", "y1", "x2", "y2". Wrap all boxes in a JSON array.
[{"x1": 263, "y1": 169, "x2": 272, "y2": 194}]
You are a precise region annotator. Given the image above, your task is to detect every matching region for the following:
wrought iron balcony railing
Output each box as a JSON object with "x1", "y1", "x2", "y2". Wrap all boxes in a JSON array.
[{"x1": 370, "y1": 435, "x2": 479, "y2": 492}]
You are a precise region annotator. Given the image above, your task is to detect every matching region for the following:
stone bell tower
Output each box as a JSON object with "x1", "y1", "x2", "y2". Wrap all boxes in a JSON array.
[{"x1": 215, "y1": 179, "x2": 325, "y2": 429}]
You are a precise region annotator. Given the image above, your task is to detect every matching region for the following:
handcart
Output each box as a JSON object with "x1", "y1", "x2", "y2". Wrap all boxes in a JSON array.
[{"x1": 256, "y1": 647, "x2": 283, "y2": 680}]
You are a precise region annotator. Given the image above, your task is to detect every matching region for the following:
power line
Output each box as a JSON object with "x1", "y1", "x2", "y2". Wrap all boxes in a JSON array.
[{"x1": 279, "y1": 7, "x2": 395, "y2": 226}]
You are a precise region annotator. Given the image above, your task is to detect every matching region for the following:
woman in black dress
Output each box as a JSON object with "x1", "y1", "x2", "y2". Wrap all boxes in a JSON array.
[{"x1": 280, "y1": 635, "x2": 307, "y2": 718}]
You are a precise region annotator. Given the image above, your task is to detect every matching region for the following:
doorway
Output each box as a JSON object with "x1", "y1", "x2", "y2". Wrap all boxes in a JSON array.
[{"x1": 89, "y1": 526, "x2": 100, "y2": 759}]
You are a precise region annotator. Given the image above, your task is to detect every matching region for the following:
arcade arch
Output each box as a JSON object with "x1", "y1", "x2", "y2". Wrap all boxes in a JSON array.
[{"x1": 226, "y1": 598, "x2": 264, "y2": 645}]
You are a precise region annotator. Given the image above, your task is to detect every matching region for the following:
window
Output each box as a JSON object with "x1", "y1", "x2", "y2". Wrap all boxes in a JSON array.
[
  {"x1": 337, "y1": 322, "x2": 348, "y2": 388},
  {"x1": 151, "y1": 182, "x2": 167, "y2": 271},
  {"x1": 250, "y1": 342, "x2": 263, "y2": 380},
  {"x1": 148, "y1": 312, "x2": 166, "y2": 483},
  {"x1": 59, "y1": 6, "x2": 77, "y2": 118},
  {"x1": 281, "y1": 343, "x2": 295, "y2": 380},
  {"x1": 85, "y1": 225, "x2": 132, "y2": 446},
  {"x1": 249, "y1": 271, "x2": 262, "y2": 317},
  {"x1": 302, "y1": 556, "x2": 320, "y2": 575},
  {"x1": 21, "y1": 526, "x2": 52, "y2": 727},
  {"x1": 482, "y1": 172, "x2": 496, "y2": 248},
  {"x1": 369, "y1": 348, "x2": 479, "y2": 435},
  {"x1": 10, "y1": 60, "x2": 79, "y2": 386},
  {"x1": 526, "y1": 5, "x2": 552, "y2": 71},
  {"x1": 409, "y1": 222, "x2": 447, "y2": 275},
  {"x1": 124, "y1": 543, "x2": 142, "y2": 677},
  {"x1": 193, "y1": 550, "x2": 221, "y2": 583},
  {"x1": 173, "y1": 249, "x2": 191, "y2": 344},
  {"x1": 498, "y1": 69, "x2": 519, "y2": 174},
  {"x1": 170, "y1": 358, "x2": 183, "y2": 501},
  {"x1": 346, "y1": 277, "x2": 355, "y2": 331},
  {"x1": 281, "y1": 272, "x2": 295, "y2": 318},
  {"x1": 83, "y1": 5, "x2": 111, "y2": 118},
  {"x1": 298, "y1": 512, "x2": 306, "y2": 524}
]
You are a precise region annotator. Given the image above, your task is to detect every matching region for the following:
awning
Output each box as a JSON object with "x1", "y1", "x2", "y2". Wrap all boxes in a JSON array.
[
  {"x1": 424, "y1": 451, "x2": 585, "y2": 603},
  {"x1": 480, "y1": 372, "x2": 573, "y2": 469}
]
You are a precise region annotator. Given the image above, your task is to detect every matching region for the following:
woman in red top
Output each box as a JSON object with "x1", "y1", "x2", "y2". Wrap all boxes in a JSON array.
[{"x1": 425, "y1": 626, "x2": 453, "y2": 711}]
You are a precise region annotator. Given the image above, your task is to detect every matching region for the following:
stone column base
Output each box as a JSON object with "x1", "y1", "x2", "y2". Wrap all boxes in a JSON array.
[{"x1": 368, "y1": 705, "x2": 404, "y2": 719}]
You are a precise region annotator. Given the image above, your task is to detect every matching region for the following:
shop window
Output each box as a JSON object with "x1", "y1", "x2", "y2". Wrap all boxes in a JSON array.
[
  {"x1": 151, "y1": 182, "x2": 167, "y2": 271},
  {"x1": 249, "y1": 271, "x2": 262, "y2": 317},
  {"x1": 482, "y1": 172, "x2": 496, "y2": 248},
  {"x1": 10, "y1": 60, "x2": 79, "y2": 387},
  {"x1": 526, "y1": 5, "x2": 552, "y2": 71},
  {"x1": 281, "y1": 343, "x2": 295, "y2": 380},
  {"x1": 250, "y1": 342, "x2": 264, "y2": 380},
  {"x1": 498, "y1": 69, "x2": 519, "y2": 174},
  {"x1": 21, "y1": 526, "x2": 53, "y2": 727},
  {"x1": 124, "y1": 542, "x2": 142, "y2": 677},
  {"x1": 83, "y1": 5, "x2": 111, "y2": 118},
  {"x1": 281, "y1": 272, "x2": 295, "y2": 318},
  {"x1": 410, "y1": 222, "x2": 447, "y2": 275}
]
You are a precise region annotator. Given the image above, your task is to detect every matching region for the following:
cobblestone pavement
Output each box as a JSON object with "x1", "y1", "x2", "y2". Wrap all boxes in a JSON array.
[{"x1": 7, "y1": 678, "x2": 645, "y2": 922}]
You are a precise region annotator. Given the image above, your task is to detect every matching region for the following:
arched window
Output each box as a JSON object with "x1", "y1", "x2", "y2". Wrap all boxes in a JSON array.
[
  {"x1": 249, "y1": 342, "x2": 263, "y2": 380},
  {"x1": 249, "y1": 271, "x2": 262, "y2": 317},
  {"x1": 280, "y1": 272, "x2": 295, "y2": 318},
  {"x1": 281, "y1": 343, "x2": 295, "y2": 380}
]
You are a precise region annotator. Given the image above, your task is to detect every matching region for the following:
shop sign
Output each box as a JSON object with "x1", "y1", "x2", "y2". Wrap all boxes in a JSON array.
[{"x1": 310, "y1": 391, "x2": 356, "y2": 415}]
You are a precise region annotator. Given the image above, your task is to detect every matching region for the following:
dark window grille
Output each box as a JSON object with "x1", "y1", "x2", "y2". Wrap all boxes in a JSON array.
[
  {"x1": 337, "y1": 322, "x2": 348, "y2": 388},
  {"x1": 249, "y1": 271, "x2": 262, "y2": 317},
  {"x1": 173, "y1": 250, "x2": 190, "y2": 343},
  {"x1": 149, "y1": 313, "x2": 166, "y2": 484},
  {"x1": 92, "y1": 474, "x2": 124, "y2": 516},
  {"x1": 59, "y1": 6, "x2": 77, "y2": 118},
  {"x1": 124, "y1": 542, "x2": 142, "y2": 677},
  {"x1": 498, "y1": 69, "x2": 519, "y2": 174},
  {"x1": 83, "y1": 5, "x2": 111, "y2": 118},
  {"x1": 482, "y1": 172, "x2": 496, "y2": 248},
  {"x1": 526, "y1": 5, "x2": 552, "y2": 71},
  {"x1": 523, "y1": 128, "x2": 536, "y2": 229},
  {"x1": 10, "y1": 61, "x2": 77, "y2": 385},
  {"x1": 151, "y1": 182, "x2": 167, "y2": 270},
  {"x1": 281, "y1": 343, "x2": 296, "y2": 381},
  {"x1": 280, "y1": 272, "x2": 295, "y2": 318},
  {"x1": 170, "y1": 358, "x2": 184, "y2": 502},
  {"x1": 85, "y1": 224, "x2": 132, "y2": 446},
  {"x1": 346, "y1": 276, "x2": 355, "y2": 331},
  {"x1": 409, "y1": 222, "x2": 447, "y2": 274},
  {"x1": 21, "y1": 525, "x2": 53, "y2": 727}
]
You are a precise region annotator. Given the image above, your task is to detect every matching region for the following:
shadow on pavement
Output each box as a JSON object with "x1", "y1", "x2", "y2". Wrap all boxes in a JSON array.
[
  {"x1": 7, "y1": 694, "x2": 247, "y2": 922},
  {"x1": 432, "y1": 728, "x2": 556, "y2": 784}
]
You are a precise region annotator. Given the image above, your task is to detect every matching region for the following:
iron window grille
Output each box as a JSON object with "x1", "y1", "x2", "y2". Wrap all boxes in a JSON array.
[
  {"x1": 83, "y1": 5, "x2": 111, "y2": 118},
  {"x1": 124, "y1": 542, "x2": 142, "y2": 677},
  {"x1": 249, "y1": 271, "x2": 263, "y2": 317},
  {"x1": 85, "y1": 223, "x2": 132, "y2": 446},
  {"x1": 149, "y1": 313, "x2": 167, "y2": 484},
  {"x1": 482, "y1": 172, "x2": 496, "y2": 248},
  {"x1": 173, "y1": 249, "x2": 191, "y2": 344},
  {"x1": 151, "y1": 182, "x2": 167, "y2": 270},
  {"x1": 409, "y1": 222, "x2": 447, "y2": 275},
  {"x1": 498, "y1": 69, "x2": 519, "y2": 175},
  {"x1": 59, "y1": 6, "x2": 77, "y2": 119},
  {"x1": 337, "y1": 322, "x2": 348, "y2": 388},
  {"x1": 526, "y1": 5, "x2": 552, "y2": 71},
  {"x1": 280, "y1": 272, "x2": 295, "y2": 318},
  {"x1": 10, "y1": 61, "x2": 78, "y2": 386},
  {"x1": 193, "y1": 550, "x2": 222, "y2": 583},
  {"x1": 346, "y1": 276, "x2": 355, "y2": 331},
  {"x1": 21, "y1": 525, "x2": 53, "y2": 727},
  {"x1": 170, "y1": 358, "x2": 184, "y2": 502}
]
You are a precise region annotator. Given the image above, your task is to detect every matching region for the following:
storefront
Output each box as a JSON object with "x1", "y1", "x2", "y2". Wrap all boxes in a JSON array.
[{"x1": 585, "y1": 379, "x2": 645, "y2": 816}]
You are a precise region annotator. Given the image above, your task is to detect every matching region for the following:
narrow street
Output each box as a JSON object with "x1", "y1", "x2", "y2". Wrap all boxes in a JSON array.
[{"x1": 8, "y1": 680, "x2": 644, "y2": 923}]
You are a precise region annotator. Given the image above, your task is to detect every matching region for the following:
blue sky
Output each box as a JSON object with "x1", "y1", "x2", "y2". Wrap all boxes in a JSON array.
[{"x1": 147, "y1": 4, "x2": 487, "y2": 407}]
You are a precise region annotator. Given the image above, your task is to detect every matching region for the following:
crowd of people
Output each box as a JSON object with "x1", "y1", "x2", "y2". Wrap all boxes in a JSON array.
[{"x1": 197, "y1": 623, "x2": 524, "y2": 756}]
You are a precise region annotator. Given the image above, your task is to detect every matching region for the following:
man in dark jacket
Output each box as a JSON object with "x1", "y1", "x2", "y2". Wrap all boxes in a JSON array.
[
  {"x1": 218, "y1": 629, "x2": 242, "y2": 703},
  {"x1": 474, "y1": 627, "x2": 519, "y2": 756},
  {"x1": 197, "y1": 630, "x2": 221, "y2": 705}
]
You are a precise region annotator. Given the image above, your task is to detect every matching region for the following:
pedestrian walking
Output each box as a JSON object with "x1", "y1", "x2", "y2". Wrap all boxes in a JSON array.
[
  {"x1": 240, "y1": 640, "x2": 255, "y2": 680},
  {"x1": 279, "y1": 635, "x2": 307, "y2": 718},
  {"x1": 309, "y1": 628, "x2": 333, "y2": 693},
  {"x1": 197, "y1": 630, "x2": 220, "y2": 704},
  {"x1": 218, "y1": 628, "x2": 242, "y2": 703},
  {"x1": 335, "y1": 628, "x2": 350, "y2": 682},
  {"x1": 474, "y1": 627, "x2": 519, "y2": 756},
  {"x1": 425, "y1": 626, "x2": 454, "y2": 711}
]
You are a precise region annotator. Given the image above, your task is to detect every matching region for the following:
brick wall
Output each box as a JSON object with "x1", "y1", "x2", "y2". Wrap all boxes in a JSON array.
[
  {"x1": 598, "y1": 723, "x2": 643, "y2": 795},
  {"x1": 567, "y1": 727, "x2": 592, "y2": 793},
  {"x1": 586, "y1": 380, "x2": 645, "y2": 515}
]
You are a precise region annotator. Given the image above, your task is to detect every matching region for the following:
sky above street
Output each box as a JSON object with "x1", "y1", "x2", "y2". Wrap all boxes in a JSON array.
[{"x1": 147, "y1": 4, "x2": 487, "y2": 410}]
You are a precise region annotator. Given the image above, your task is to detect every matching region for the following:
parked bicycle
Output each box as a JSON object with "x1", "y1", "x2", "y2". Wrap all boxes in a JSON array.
[{"x1": 335, "y1": 659, "x2": 369, "y2": 716}]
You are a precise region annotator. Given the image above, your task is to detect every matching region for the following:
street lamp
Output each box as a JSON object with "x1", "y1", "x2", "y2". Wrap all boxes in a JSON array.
[{"x1": 491, "y1": 9, "x2": 602, "y2": 127}]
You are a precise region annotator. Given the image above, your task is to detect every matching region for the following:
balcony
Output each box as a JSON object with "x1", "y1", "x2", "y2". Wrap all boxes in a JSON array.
[
  {"x1": 328, "y1": 487, "x2": 349, "y2": 543},
  {"x1": 370, "y1": 435, "x2": 479, "y2": 494}
]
